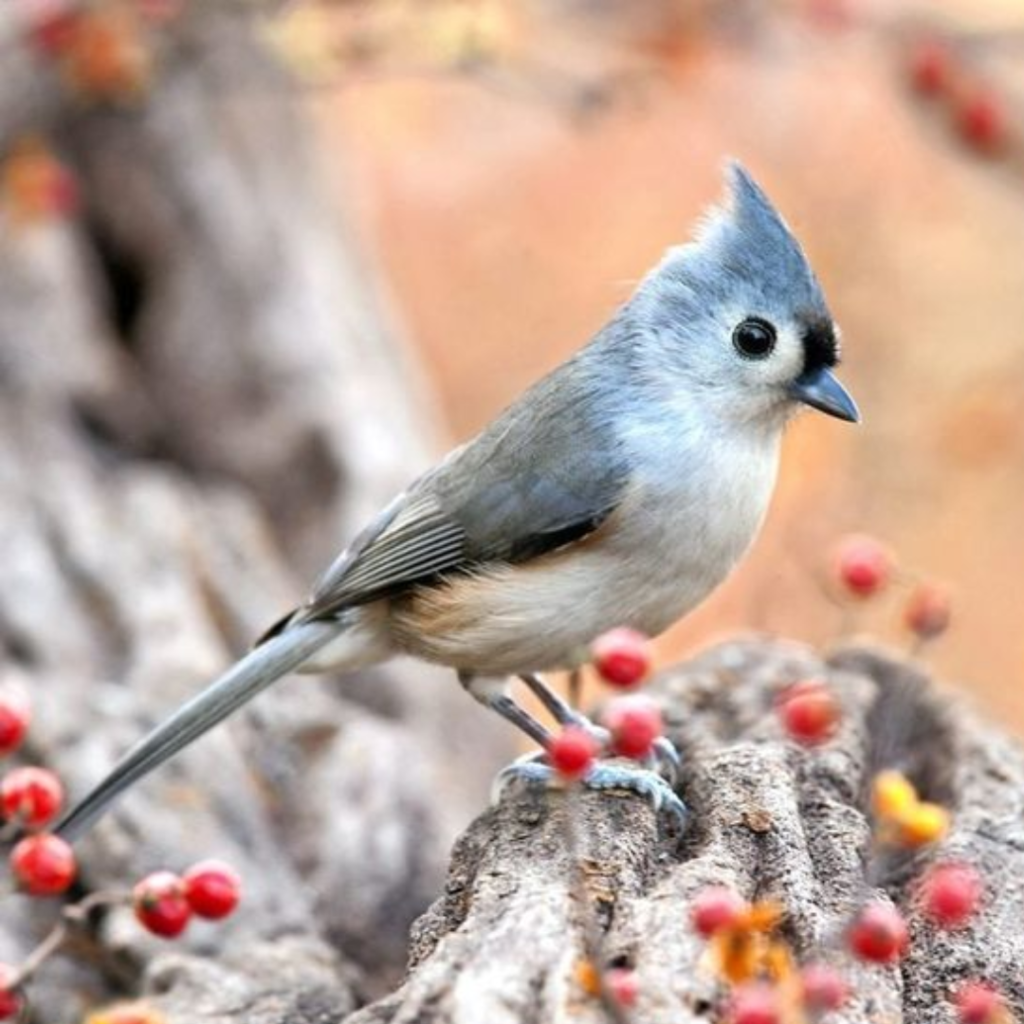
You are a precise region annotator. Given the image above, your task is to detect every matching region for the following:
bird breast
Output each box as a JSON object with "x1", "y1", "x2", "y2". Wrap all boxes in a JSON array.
[{"x1": 389, "y1": 425, "x2": 782, "y2": 678}]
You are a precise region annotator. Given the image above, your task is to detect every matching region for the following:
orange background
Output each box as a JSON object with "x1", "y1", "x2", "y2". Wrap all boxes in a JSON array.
[{"x1": 303, "y1": 1, "x2": 1024, "y2": 732}]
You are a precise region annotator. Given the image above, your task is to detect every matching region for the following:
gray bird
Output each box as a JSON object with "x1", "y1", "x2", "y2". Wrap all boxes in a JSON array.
[{"x1": 57, "y1": 162, "x2": 858, "y2": 841}]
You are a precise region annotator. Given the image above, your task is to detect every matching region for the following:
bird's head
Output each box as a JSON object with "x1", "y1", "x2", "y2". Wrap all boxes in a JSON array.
[{"x1": 631, "y1": 161, "x2": 858, "y2": 429}]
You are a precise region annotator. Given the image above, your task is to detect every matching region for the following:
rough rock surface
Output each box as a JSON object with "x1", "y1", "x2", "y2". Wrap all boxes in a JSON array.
[
  {"x1": 0, "y1": 6, "x2": 508, "y2": 1020},
  {"x1": 350, "y1": 640, "x2": 1024, "y2": 1024}
]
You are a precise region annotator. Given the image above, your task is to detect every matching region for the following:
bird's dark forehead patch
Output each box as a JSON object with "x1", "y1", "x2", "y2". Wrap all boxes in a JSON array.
[{"x1": 801, "y1": 316, "x2": 839, "y2": 372}]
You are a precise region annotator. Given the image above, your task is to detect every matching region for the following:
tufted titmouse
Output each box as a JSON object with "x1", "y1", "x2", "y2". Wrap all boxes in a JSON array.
[{"x1": 57, "y1": 162, "x2": 858, "y2": 840}]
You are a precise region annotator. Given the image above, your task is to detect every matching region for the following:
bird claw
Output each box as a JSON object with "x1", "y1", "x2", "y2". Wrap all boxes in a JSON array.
[
  {"x1": 649, "y1": 736, "x2": 681, "y2": 785},
  {"x1": 582, "y1": 762, "x2": 689, "y2": 825},
  {"x1": 490, "y1": 751, "x2": 545, "y2": 803},
  {"x1": 492, "y1": 755, "x2": 688, "y2": 829}
]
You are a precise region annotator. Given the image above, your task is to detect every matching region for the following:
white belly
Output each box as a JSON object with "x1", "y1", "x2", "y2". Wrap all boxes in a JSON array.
[{"x1": 389, "y1": 428, "x2": 781, "y2": 677}]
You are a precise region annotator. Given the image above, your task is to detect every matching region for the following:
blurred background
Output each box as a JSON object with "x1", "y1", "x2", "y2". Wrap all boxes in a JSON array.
[
  {"x1": 3, "y1": 0, "x2": 1024, "y2": 1009},
  {"x1": 302, "y1": 0, "x2": 1024, "y2": 730},
  {"x1": 5, "y1": 0, "x2": 1024, "y2": 726}
]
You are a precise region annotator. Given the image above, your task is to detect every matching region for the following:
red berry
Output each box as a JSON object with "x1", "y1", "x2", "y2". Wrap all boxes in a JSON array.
[
  {"x1": 909, "y1": 39, "x2": 952, "y2": 95},
  {"x1": 690, "y1": 886, "x2": 745, "y2": 938},
  {"x1": 777, "y1": 680, "x2": 840, "y2": 746},
  {"x1": 848, "y1": 902, "x2": 909, "y2": 963},
  {"x1": 729, "y1": 983, "x2": 780, "y2": 1024},
  {"x1": 0, "y1": 684, "x2": 30, "y2": 756},
  {"x1": 604, "y1": 696, "x2": 663, "y2": 759},
  {"x1": 956, "y1": 91, "x2": 1008, "y2": 154},
  {"x1": 919, "y1": 862, "x2": 982, "y2": 929},
  {"x1": 0, "y1": 766, "x2": 64, "y2": 828},
  {"x1": 591, "y1": 628, "x2": 652, "y2": 688},
  {"x1": 0, "y1": 963, "x2": 22, "y2": 1021},
  {"x1": 904, "y1": 583, "x2": 951, "y2": 641},
  {"x1": 10, "y1": 833, "x2": 76, "y2": 896},
  {"x1": 800, "y1": 963, "x2": 849, "y2": 1013},
  {"x1": 955, "y1": 981, "x2": 1004, "y2": 1024},
  {"x1": 183, "y1": 859, "x2": 242, "y2": 919},
  {"x1": 27, "y1": 6, "x2": 81, "y2": 57},
  {"x1": 548, "y1": 727, "x2": 599, "y2": 780},
  {"x1": 604, "y1": 967, "x2": 639, "y2": 1008},
  {"x1": 833, "y1": 534, "x2": 893, "y2": 599},
  {"x1": 133, "y1": 871, "x2": 192, "y2": 938}
]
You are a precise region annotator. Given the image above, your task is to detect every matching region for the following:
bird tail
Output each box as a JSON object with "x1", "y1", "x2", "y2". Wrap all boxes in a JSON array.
[{"x1": 56, "y1": 619, "x2": 340, "y2": 842}]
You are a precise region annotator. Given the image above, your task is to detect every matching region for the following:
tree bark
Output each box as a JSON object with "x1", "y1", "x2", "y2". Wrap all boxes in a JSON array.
[
  {"x1": 347, "y1": 641, "x2": 1024, "y2": 1024},
  {"x1": 0, "y1": 5, "x2": 509, "y2": 1021}
]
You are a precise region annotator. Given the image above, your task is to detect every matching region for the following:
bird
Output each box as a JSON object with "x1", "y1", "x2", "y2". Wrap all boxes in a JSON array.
[{"x1": 57, "y1": 161, "x2": 858, "y2": 842}]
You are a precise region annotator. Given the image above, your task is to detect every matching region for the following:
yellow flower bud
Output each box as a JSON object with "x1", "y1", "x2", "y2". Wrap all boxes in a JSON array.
[
  {"x1": 574, "y1": 958, "x2": 601, "y2": 997},
  {"x1": 898, "y1": 802, "x2": 950, "y2": 847},
  {"x1": 872, "y1": 770, "x2": 917, "y2": 820}
]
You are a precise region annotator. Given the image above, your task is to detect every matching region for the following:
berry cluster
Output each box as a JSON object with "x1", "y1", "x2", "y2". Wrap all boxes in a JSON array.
[
  {"x1": 832, "y1": 532, "x2": 952, "y2": 651},
  {"x1": 0, "y1": 680, "x2": 78, "y2": 903},
  {"x1": 690, "y1": 888, "x2": 849, "y2": 1021},
  {"x1": 2, "y1": 0, "x2": 192, "y2": 230},
  {"x1": 548, "y1": 627, "x2": 661, "y2": 780},
  {"x1": 0, "y1": 683, "x2": 241, "y2": 1018},
  {"x1": 20, "y1": 0, "x2": 171, "y2": 99},
  {"x1": 566, "y1": 547, "x2": 997, "y2": 1023},
  {"x1": 133, "y1": 861, "x2": 241, "y2": 937},
  {"x1": 560, "y1": 538, "x2": 981, "y2": 1022},
  {"x1": 797, "y1": 7, "x2": 1014, "y2": 162},
  {"x1": 701, "y1": 535, "x2": 1001, "y2": 1024},
  {"x1": 683, "y1": 771, "x2": 1004, "y2": 1024},
  {"x1": 906, "y1": 37, "x2": 1009, "y2": 157},
  {"x1": 690, "y1": 872, "x2": 1003, "y2": 1024}
]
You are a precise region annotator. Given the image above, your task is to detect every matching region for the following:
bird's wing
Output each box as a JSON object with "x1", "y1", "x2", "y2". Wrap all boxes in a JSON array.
[
  {"x1": 303, "y1": 488, "x2": 469, "y2": 613},
  {"x1": 286, "y1": 371, "x2": 630, "y2": 624},
  {"x1": 294, "y1": 467, "x2": 625, "y2": 621}
]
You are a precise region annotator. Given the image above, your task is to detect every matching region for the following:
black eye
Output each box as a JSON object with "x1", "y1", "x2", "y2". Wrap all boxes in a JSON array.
[{"x1": 732, "y1": 318, "x2": 777, "y2": 360}]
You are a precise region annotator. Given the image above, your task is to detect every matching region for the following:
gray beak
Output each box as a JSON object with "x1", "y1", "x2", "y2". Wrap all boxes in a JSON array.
[{"x1": 789, "y1": 366, "x2": 860, "y2": 423}]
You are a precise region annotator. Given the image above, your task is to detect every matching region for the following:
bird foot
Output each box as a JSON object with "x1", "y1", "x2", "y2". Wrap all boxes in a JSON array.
[
  {"x1": 513, "y1": 673, "x2": 683, "y2": 789},
  {"x1": 493, "y1": 754, "x2": 688, "y2": 828},
  {"x1": 649, "y1": 736, "x2": 681, "y2": 786}
]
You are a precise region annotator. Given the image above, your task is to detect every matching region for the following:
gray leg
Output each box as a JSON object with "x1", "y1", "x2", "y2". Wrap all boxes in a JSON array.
[
  {"x1": 519, "y1": 672, "x2": 681, "y2": 785},
  {"x1": 460, "y1": 672, "x2": 552, "y2": 749},
  {"x1": 507, "y1": 673, "x2": 687, "y2": 827},
  {"x1": 518, "y1": 672, "x2": 604, "y2": 736},
  {"x1": 469, "y1": 674, "x2": 688, "y2": 829}
]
